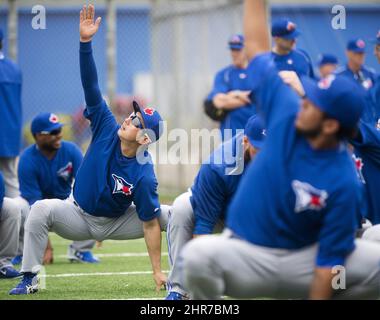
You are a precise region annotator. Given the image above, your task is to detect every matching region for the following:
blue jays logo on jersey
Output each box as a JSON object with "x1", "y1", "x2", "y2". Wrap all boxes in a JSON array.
[
  {"x1": 318, "y1": 75, "x2": 335, "y2": 89},
  {"x1": 112, "y1": 174, "x2": 134, "y2": 196},
  {"x1": 292, "y1": 180, "x2": 328, "y2": 213},
  {"x1": 57, "y1": 162, "x2": 73, "y2": 181},
  {"x1": 352, "y1": 154, "x2": 365, "y2": 184}
]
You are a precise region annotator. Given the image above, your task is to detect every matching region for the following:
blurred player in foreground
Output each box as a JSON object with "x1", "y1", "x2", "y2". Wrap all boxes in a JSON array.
[
  {"x1": 0, "y1": 172, "x2": 21, "y2": 279},
  {"x1": 166, "y1": 115, "x2": 265, "y2": 300},
  {"x1": 9, "y1": 4, "x2": 169, "y2": 295},
  {"x1": 0, "y1": 29, "x2": 22, "y2": 198},
  {"x1": 180, "y1": 0, "x2": 380, "y2": 300},
  {"x1": 12, "y1": 113, "x2": 98, "y2": 266}
]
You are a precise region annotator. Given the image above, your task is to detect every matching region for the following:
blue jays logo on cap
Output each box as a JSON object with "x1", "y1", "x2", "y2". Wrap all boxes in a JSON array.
[
  {"x1": 57, "y1": 162, "x2": 73, "y2": 182},
  {"x1": 271, "y1": 19, "x2": 300, "y2": 40},
  {"x1": 228, "y1": 34, "x2": 244, "y2": 50},
  {"x1": 292, "y1": 180, "x2": 328, "y2": 213},
  {"x1": 112, "y1": 174, "x2": 133, "y2": 196},
  {"x1": 286, "y1": 21, "x2": 296, "y2": 31},
  {"x1": 49, "y1": 114, "x2": 59, "y2": 123},
  {"x1": 132, "y1": 101, "x2": 163, "y2": 143},
  {"x1": 143, "y1": 108, "x2": 155, "y2": 116},
  {"x1": 347, "y1": 38, "x2": 366, "y2": 53}
]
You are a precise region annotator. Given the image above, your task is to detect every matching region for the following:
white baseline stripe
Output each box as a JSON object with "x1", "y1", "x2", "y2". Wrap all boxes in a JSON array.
[
  {"x1": 57, "y1": 252, "x2": 168, "y2": 258},
  {"x1": 42, "y1": 270, "x2": 170, "y2": 278}
]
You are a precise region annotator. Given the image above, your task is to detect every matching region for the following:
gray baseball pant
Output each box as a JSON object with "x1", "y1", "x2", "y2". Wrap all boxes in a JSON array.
[
  {"x1": 21, "y1": 198, "x2": 170, "y2": 273},
  {"x1": 167, "y1": 192, "x2": 223, "y2": 296},
  {"x1": 13, "y1": 197, "x2": 96, "y2": 256},
  {"x1": 0, "y1": 198, "x2": 21, "y2": 268},
  {"x1": 362, "y1": 224, "x2": 380, "y2": 242},
  {"x1": 0, "y1": 157, "x2": 20, "y2": 198},
  {"x1": 181, "y1": 230, "x2": 380, "y2": 300}
]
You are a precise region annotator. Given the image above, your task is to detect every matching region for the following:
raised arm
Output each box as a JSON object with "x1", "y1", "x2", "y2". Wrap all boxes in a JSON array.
[
  {"x1": 79, "y1": 5, "x2": 102, "y2": 107},
  {"x1": 244, "y1": 0, "x2": 271, "y2": 60}
]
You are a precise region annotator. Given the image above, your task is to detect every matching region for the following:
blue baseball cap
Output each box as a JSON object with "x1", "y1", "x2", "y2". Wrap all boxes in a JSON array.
[
  {"x1": 301, "y1": 75, "x2": 365, "y2": 129},
  {"x1": 244, "y1": 115, "x2": 266, "y2": 149},
  {"x1": 317, "y1": 54, "x2": 338, "y2": 67},
  {"x1": 347, "y1": 38, "x2": 366, "y2": 53},
  {"x1": 228, "y1": 34, "x2": 244, "y2": 50},
  {"x1": 271, "y1": 19, "x2": 300, "y2": 40},
  {"x1": 133, "y1": 101, "x2": 163, "y2": 143},
  {"x1": 31, "y1": 112, "x2": 63, "y2": 135}
]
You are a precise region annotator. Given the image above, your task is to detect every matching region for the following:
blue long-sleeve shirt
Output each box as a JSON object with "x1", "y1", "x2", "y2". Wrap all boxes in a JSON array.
[
  {"x1": 73, "y1": 42, "x2": 161, "y2": 220},
  {"x1": 227, "y1": 54, "x2": 359, "y2": 267}
]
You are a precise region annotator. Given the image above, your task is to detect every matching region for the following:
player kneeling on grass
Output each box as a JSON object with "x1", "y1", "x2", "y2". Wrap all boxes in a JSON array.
[
  {"x1": 12, "y1": 112, "x2": 99, "y2": 267},
  {"x1": 179, "y1": 0, "x2": 380, "y2": 300},
  {"x1": 166, "y1": 115, "x2": 266, "y2": 300},
  {"x1": 9, "y1": 4, "x2": 169, "y2": 295},
  {"x1": 0, "y1": 172, "x2": 22, "y2": 279}
]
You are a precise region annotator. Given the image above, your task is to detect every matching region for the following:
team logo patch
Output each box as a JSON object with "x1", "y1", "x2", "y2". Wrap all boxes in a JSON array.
[
  {"x1": 57, "y1": 162, "x2": 73, "y2": 181},
  {"x1": 292, "y1": 180, "x2": 328, "y2": 213},
  {"x1": 112, "y1": 174, "x2": 134, "y2": 196},
  {"x1": 362, "y1": 79, "x2": 373, "y2": 90},
  {"x1": 287, "y1": 59, "x2": 293, "y2": 65},
  {"x1": 286, "y1": 21, "x2": 296, "y2": 31},
  {"x1": 230, "y1": 35, "x2": 241, "y2": 44},
  {"x1": 352, "y1": 154, "x2": 365, "y2": 184},
  {"x1": 49, "y1": 114, "x2": 59, "y2": 123},
  {"x1": 318, "y1": 74, "x2": 336, "y2": 89},
  {"x1": 144, "y1": 108, "x2": 155, "y2": 116},
  {"x1": 356, "y1": 39, "x2": 365, "y2": 48},
  {"x1": 239, "y1": 73, "x2": 247, "y2": 79}
]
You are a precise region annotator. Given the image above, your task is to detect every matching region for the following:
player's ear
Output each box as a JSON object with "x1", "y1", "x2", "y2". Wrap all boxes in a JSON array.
[
  {"x1": 323, "y1": 118, "x2": 340, "y2": 136},
  {"x1": 136, "y1": 132, "x2": 151, "y2": 146}
]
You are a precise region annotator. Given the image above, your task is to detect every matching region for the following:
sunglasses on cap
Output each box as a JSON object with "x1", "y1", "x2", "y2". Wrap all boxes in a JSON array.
[
  {"x1": 40, "y1": 128, "x2": 62, "y2": 136},
  {"x1": 129, "y1": 113, "x2": 144, "y2": 129}
]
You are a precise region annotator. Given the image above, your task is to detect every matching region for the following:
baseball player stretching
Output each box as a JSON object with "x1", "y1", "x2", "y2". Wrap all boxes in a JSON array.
[
  {"x1": 9, "y1": 4, "x2": 169, "y2": 295},
  {"x1": 166, "y1": 115, "x2": 266, "y2": 300},
  {"x1": 12, "y1": 112, "x2": 98, "y2": 267},
  {"x1": 180, "y1": 0, "x2": 380, "y2": 300},
  {"x1": 0, "y1": 172, "x2": 22, "y2": 279},
  {"x1": 206, "y1": 35, "x2": 256, "y2": 141}
]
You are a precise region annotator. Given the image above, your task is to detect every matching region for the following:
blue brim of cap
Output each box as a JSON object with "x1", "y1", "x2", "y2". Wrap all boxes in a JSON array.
[
  {"x1": 348, "y1": 48, "x2": 365, "y2": 53},
  {"x1": 248, "y1": 138, "x2": 263, "y2": 149},
  {"x1": 279, "y1": 30, "x2": 300, "y2": 40},
  {"x1": 38, "y1": 122, "x2": 63, "y2": 134},
  {"x1": 229, "y1": 44, "x2": 243, "y2": 50}
]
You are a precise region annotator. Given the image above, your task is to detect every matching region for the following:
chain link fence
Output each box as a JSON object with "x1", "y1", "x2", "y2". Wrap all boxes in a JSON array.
[{"x1": 1, "y1": 0, "x2": 379, "y2": 196}]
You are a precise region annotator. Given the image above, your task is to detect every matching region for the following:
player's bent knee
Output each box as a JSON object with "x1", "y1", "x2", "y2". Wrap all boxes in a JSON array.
[
  {"x1": 171, "y1": 193, "x2": 194, "y2": 225},
  {"x1": 1, "y1": 198, "x2": 21, "y2": 222},
  {"x1": 25, "y1": 200, "x2": 53, "y2": 228}
]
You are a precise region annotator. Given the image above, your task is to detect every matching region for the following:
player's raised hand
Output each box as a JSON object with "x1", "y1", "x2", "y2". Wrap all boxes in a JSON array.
[
  {"x1": 79, "y1": 4, "x2": 102, "y2": 42},
  {"x1": 153, "y1": 271, "x2": 167, "y2": 293}
]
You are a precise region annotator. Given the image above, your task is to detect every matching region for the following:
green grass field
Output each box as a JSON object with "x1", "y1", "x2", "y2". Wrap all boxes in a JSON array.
[{"x1": 0, "y1": 233, "x2": 170, "y2": 300}]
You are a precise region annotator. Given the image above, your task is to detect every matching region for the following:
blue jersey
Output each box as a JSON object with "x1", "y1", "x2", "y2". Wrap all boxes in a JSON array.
[
  {"x1": 351, "y1": 121, "x2": 380, "y2": 225},
  {"x1": 208, "y1": 65, "x2": 256, "y2": 140},
  {"x1": 18, "y1": 141, "x2": 83, "y2": 205},
  {"x1": 269, "y1": 49, "x2": 315, "y2": 78},
  {"x1": 73, "y1": 42, "x2": 161, "y2": 221},
  {"x1": 227, "y1": 54, "x2": 359, "y2": 267},
  {"x1": 370, "y1": 74, "x2": 380, "y2": 128},
  {"x1": 190, "y1": 133, "x2": 245, "y2": 234},
  {"x1": 0, "y1": 54, "x2": 22, "y2": 157},
  {"x1": 0, "y1": 172, "x2": 4, "y2": 210},
  {"x1": 335, "y1": 64, "x2": 376, "y2": 92}
]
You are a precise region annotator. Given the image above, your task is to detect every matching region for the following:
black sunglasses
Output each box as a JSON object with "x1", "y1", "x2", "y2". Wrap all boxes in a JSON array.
[
  {"x1": 40, "y1": 128, "x2": 62, "y2": 136},
  {"x1": 130, "y1": 113, "x2": 144, "y2": 129}
]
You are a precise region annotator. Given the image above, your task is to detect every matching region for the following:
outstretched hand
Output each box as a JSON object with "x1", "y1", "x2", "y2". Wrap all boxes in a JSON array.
[
  {"x1": 80, "y1": 4, "x2": 102, "y2": 42},
  {"x1": 153, "y1": 272, "x2": 167, "y2": 293}
]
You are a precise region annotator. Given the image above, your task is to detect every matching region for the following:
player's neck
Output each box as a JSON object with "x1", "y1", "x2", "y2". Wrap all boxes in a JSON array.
[
  {"x1": 347, "y1": 61, "x2": 361, "y2": 73},
  {"x1": 37, "y1": 147, "x2": 58, "y2": 160},
  {"x1": 120, "y1": 140, "x2": 139, "y2": 158},
  {"x1": 306, "y1": 135, "x2": 340, "y2": 151},
  {"x1": 272, "y1": 46, "x2": 291, "y2": 56}
]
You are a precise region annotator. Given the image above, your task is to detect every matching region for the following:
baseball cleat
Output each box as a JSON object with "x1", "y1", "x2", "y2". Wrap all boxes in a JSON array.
[
  {"x1": 0, "y1": 266, "x2": 22, "y2": 279},
  {"x1": 11, "y1": 255, "x2": 23, "y2": 266},
  {"x1": 9, "y1": 273, "x2": 38, "y2": 295},
  {"x1": 67, "y1": 245, "x2": 100, "y2": 263},
  {"x1": 165, "y1": 291, "x2": 189, "y2": 300}
]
